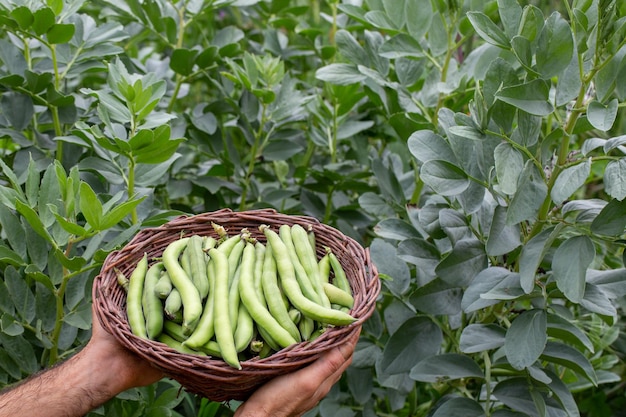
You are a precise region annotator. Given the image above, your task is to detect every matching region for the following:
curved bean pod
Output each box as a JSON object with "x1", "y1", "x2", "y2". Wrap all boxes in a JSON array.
[
  {"x1": 143, "y1": 261, "x2": 165, "y2": 339},
  {"x1": 260, "y1": 243, "x2": 301, "y2": 342},
  {"x1": 183, "y1": 257, "x2": 217, "y2": 349},
  {"x1": 239, "y1": 242, "x2": 298, "y2": 348},
  {"x1": 188, "y1": 234, "x2": 210, "y2": 299},
  {"x1": 278, "y1": 225, "x2": 321, "y2": 305},
  {"x1": 162, "y1": 237, "x2": 203, "y2": 334},
  {"x1": 291, "y1": 224, "x2": 331, "y2": 308},
  {"x1": 127, "y1": 253, "x2": 149, "y2": 338},
  {"x1": 208, "y1": 247, "x2": 240, "y2": 369},
  {"x1": 262, "y1": 226, "x2": 356, "y2": 326}
]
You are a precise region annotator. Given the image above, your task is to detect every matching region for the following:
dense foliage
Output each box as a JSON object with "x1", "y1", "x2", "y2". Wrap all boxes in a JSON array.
[{"x1": 1, "y1": 0, "x2": 626, "y2": 416}]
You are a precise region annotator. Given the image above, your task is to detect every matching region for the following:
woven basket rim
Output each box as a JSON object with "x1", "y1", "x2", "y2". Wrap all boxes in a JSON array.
[{"x1": 92, "y1": 208, "x2": 380, "y2": 401}]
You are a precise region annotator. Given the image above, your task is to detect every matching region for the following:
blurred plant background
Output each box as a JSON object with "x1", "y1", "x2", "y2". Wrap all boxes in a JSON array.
[{"x1": 1, "y1": 0, "x2": 626, "y2": 416}]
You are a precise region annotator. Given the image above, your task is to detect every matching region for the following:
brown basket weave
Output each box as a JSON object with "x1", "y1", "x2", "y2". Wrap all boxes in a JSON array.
[{"x1": 92, "y1": 208, "x2": 380, "y2": 402}]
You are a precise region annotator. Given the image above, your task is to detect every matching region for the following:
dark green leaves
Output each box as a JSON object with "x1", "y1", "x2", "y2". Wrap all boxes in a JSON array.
[
  {"x1": 505, "y1": 309, "x2": 547, "y2": 370},
  {"x1": 536, "y1": 12, "x2": 574, "y2": 78},
  {"x1": 552, "y1": 235, "x2": 595, "y2": 303},
  {"x1": 496, "y1": 79, "x2": 554, "y2": 116},
  {"x1": 380, "y1": 317, "x2": 443, "y2": 375}
]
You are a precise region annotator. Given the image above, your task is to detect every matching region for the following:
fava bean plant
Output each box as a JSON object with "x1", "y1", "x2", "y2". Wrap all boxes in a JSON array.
[{"x1": 0, "y1": 0, "x2": 626, "y2": 416}]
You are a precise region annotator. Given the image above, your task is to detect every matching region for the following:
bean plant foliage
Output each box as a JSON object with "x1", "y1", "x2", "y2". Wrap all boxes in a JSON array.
[{"x1": 0, "y1": 0, "x2": 626, "y2": 415}]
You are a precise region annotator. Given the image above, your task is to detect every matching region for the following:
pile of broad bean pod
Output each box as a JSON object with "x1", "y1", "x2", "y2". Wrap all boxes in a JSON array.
[{"x1": 117, "y1": 222, "x2": 355, "y2": 370}]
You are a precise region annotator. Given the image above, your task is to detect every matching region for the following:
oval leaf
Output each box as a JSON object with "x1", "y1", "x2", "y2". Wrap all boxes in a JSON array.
[
  {"x1": 410, "y1": 353, "x2": 484, "y2": 383},
  {"x1": 552, "y1": 235, "x2": 595, "y2": 303},
  {"x1": 504, "y1": 309, "x2": 547, "y2": 370}
]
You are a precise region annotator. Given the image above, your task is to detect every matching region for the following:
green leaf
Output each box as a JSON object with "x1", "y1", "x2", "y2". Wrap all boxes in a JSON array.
[
  {"x1": 405, "y1": 0, "x2": 433, "y2": 39},
  {"x1": 604, "y1": 159, "x2": 626, "y2": 200},
  {"x1": 518, "y1": 226, "x2": 562, "y2": 293},
  {"x1": 0, "y1": 244, "x2": 24, "y2": 267},
  {"x1": 379, "y1": 317, "x2": 443, "y2": 375},
  {"x1": 170, "y1": 48, "x2": 198, "y2": 76},
  {"x1": 587, "y1": 99, "x2": 619, "y2": 131},
  {"x1": 374, "y1": 219, "x2": 421, "y2": 241},
  {"x1": 460, "y1": 323, "x2": 506, "y2": 353},
  {"x1": 486, "y1": 205, "x2": 521, "y2": 256},
  {"x1": 14, "y1": 200, "x2": 55, "y2": 245},
  {"x1": 497, "y1": 0, "x2": 522, "y2": 37},
  {"x1": 409, "y1": 278, "x2": 462, "y2": 315},
  {"x1": 0, "y1": 333, "x2": 38, "y2": 374},
  {"x1": 547, "y1": 313, "x2": 594, "y2": 353},
  {"x1": 506, "y1": 160, "x2": 548, "y2": 225},
  {"x1": 420, "y1": 160, "x2": 469, "y2": 196},
  {"x1": 551, "y1": 159, "x2": 591, "y2": 205},
  {"x1": 78, "y1": 182, "x2": 103, "y2": 230},
  {"x1": 10, "y1": 6, "x2": 34, "y2": 29},
  {"x1": 364, "y1": 10, "x2": 400, "y2": 32},
  {"x1": 370, "y1": 238, "x2": 411, "y2": 296},
  {"x1": 335, "y1": 30, "x2": 369, "y2": 65},
  {"x1": 431, "y1": 397, "x2": 485, "y2": 417},
  {"x1": 410, "y1": 353, "x2": 483, "y2": 383},
  {"x1": 100, "y1": 196, "x2": 146, "y2": 229},
  {"x1": 541, "y1": 341, "x2": 597, "y2": 385},
  {"x1": 1, "y1": 93, "x2": 34, "y2": 131},
  {"x1": 580, "y1": 283, "x2": 616, "y2": 323},
  {"x1": 505, "y1": 309, "x2": 547, "y2": 370},
  {"x1": 436, "y1": 239, "x2": 488, "y2": 287},
  {"x1": 315, "y1": 64, "x2": 366, "y2": 85},
  {"x1": 467, "y1": 11, "x2": 511, "y2": 49},
  {"x1": 397, "y1": 238, "x2": 439, "y2": 279},
  {"x1": 494, "y1": 143, "x2": 524, "y2": 195},
  {"x1": 379, "y1": 33, "x2": 425, "y2": 59},
  {"x1": 32, "y1": 7, "x2": 55, "y2": 35},
  {"x1": 408, "y1": 130, "x2": 457, "y2": 164},
  {"x1": 535, "y1": 12, "x2": 574, "y2": 78},
  {"x1": 47, "y1": 23, "x2": 75, "y2": 44},
  {"x1": 4, "y1": 266, "x2": 36, "y2": 323},
  {"x1": 462, "y1": 267, "x2": 521, "y2": 312},
  {"x1": 496, "y1": 79, "x2": 554, "y2": 116},
  {"x1": 587, "y1": 268, "x2": 626, "y2": 298},
  {"x1": 552, "y1": 235, "x2": 595, "y2": 303}
]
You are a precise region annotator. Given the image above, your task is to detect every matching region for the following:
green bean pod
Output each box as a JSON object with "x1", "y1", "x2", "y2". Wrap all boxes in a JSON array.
[
  {"x1": 143, "y1": 261, "x2": 165, "y2": 339},
  {"x1": 126, "y1": 253, "x2": 149, "y2": 338},
  {"x1": 162, "y1": 237, "x2": 203, "y2": 334},
  {"x1": 164, "y1": 287, "x2": 182, "y2": 319},
  {"x1": 323, "y1": 282, "x2": 354, "y2": 308},
  {"x1": 183, "y1": 257, "x2": 217, "y2": 349},
  {"x1": 239, "y1": 242, "x2": 298, "y2": 348},
  {"x1": 202, "y1": 235, "x2": 217, "y2": 252},
  {"x1": 234, "y1": 303, "x2": 255, "y2": 352},
  {"x1": 253, "y1": 241, "x2": 267, "y2": 306},
  {"x1": 208, "y1": 247, "x2": 240, "y2": 370},
  {"x1": 163, "y1": 320, "x2": 186, "y2": 342},
  {"x1": 329, "y1": 252, "x2": 351, "y2": 295},
  {"x1": 318, "y1": 252, "x2": 330, "y2": 285},
  {"x1": 291, "y1": 224, "x2": 331, "y2": 308},
  {"x1": 298, "y1": 315, "x2": 315, "y2": 340},
  {"x1": 262, "y1": 226, "x2": 356, "y2": 326},
  {"x1": 260, "y1": 243, "x2": 301, "y2": 342},
  {"x1": 157, "y1": 333, "x2": 206, "y2": 356},
  {"x1": 154, "y1": 270, "x2": 173, "y2": 299},
  {"x1": 278, "y1": 225, "x2": 322, "y2": 305},
  {"x1": 228, "y1": 263, "x2": 242, "y2": 332},
  {"x1": 227, "y1": 239, "x2": 245, "y2": 288},
  {"x1": 188, "y1": 234, "x2": 210, "y2": 299}
]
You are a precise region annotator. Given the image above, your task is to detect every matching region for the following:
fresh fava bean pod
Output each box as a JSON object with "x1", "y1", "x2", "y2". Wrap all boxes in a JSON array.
[{"x1": 118, "y1": 222, "x2": 357, "y2": 370}]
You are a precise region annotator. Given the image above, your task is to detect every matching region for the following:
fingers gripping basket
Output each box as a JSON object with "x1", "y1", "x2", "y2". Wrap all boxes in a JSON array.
[{"x1": 93, "y1": 209, "x2": 380, "y2": 402}]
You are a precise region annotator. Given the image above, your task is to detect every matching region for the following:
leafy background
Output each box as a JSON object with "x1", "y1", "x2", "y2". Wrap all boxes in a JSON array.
[{"x1": 1, "y1": 0, "x2": 626, "y2": 416}]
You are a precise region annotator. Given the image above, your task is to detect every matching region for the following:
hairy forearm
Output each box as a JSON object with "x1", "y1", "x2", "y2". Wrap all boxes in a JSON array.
[{"x1": 0, "y1": 344, "x2": 126, "y2": 417}]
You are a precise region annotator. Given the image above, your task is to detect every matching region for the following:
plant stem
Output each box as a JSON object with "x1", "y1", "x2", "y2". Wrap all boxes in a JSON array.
[
  {"x1": 239, "y1": 105, "x2": 268, "y2": 210},
  {"x1": 483, "y1": 351, "x2": 492, "y2": 416},
  {"x1": 128, "y1": 157, "x2": 138, "y2": 224}
]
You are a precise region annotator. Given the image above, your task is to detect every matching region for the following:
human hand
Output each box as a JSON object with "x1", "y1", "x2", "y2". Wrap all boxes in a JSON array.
[
  {"x1": 85, "y1": 305, "x2": 164, "y2": 393},
  {"x1": 233, "y1": 330, "x2": 360, "y2": 417}
]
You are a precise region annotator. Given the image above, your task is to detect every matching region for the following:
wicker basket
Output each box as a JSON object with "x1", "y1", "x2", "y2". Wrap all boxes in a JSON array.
[{"x1": 92, "y1": 208, "x2": 380, "y2": 402}]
